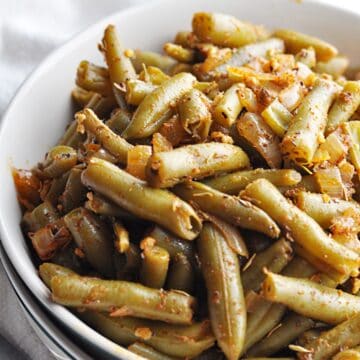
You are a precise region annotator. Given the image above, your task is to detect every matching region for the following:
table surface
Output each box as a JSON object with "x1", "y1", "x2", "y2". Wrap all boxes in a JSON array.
[{"x1": 0, "y1": 0, "x2": 359, "y2": 359}]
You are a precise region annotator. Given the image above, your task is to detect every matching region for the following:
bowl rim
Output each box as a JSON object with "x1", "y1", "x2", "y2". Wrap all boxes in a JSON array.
[{"x1": 0, "y1": 0, "x2": 359, "y2": 358}]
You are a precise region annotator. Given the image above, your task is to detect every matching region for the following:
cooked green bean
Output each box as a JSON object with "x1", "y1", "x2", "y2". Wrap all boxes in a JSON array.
[
  {"x1": 113, "y1": 243, "x2": 141, "y2": 281},
  {"x1": 164, "y1": 43, "x2": 195, "y2": 63},
  {"x1": 192, "y1": 12, "x2": 268, "y2": 48},
  {"x1": 39, "y1": 262, "x2": 75, "y2": 288},
  {"x1": 240, "y1": 179, "x2": 360, "y2": 277},
  {"x1": 128, "y1": 342, "x2": 177, "y2": 360},
  {"x1": 214, "y1": 38, "x2": 285, "y2": 75},
  {"x1": 76, "y1": 61, "x2": 112, "y2": 96},
  {"x1": 281, "y1": 78, "x2": 340, "y2": 165},
  {"x1": 85, "y1": 192, "x2": 135, "y2": 220},
  {"x1": 122, "y1": 72, "x2": 196, "y2": 139},
  {"x1": 273, "y1": 28, "x2": 338, "y2": 61},
  {"x1": 263, "y1": 272, "x2": 360, "y2": 324},
  {"x1": 38, "y1": 145, "x2": 78, "y2": 178},
  {"x1": 198, "y1": 222, "x2": 246, "y2": 360},
  {"x1": 246, "y1": 313, "x2": 314, "y2": 357},
  {"x1": 244, "y1": 302, "x2": 286, "y2": 353},
  {"x1": 131, "y1": 50, "x2": 177, "y2": 74},
  {"x1": 51, "y1": 274, "x2": 195, "y2": 324},
  {"x1": 326, "y1": 80, "x2": 360, "y2": 134},
  {"x1": 281, "y1": 256, "x2": 317, "y2": 278},
  {"x1": 297, "y1": 314, "x2": 360, "y2": 360},
  {"x1": 64, "y1": 207, "x2": 115, "y2": 278},
  {"x1": 147, "y1": 142, "x2": 250, "y2": 188},
  {"x1": 81, "y1": 158, "x2": 202, "y2": 240},
  {"x1": 125, "y1": 79, "x2": 157, "y2": 105},
  {"x1": 106, "y1": 108, "x2": 132, "y2": 135},
  {"x1": 174, "y1": 181, "x2": 280, "y2": 238},
  {"x1": 242, "y1": 238, "x2": 293, "y2": 293},
  {"x1": 178, "y1": 88, "x2": 212, "y2": 141},
  {"x1": 85, "y1": 92, "x2": 117, "y2": 118},
  {"x1": 314, "y1": 55, "x2": 349, "y2": 78},
  {"x1": 79, "y1": 311, "x2": 214, "y2": 357},
  {"x1": 213, "y1": 84, "x2": 244, "y2": 127},
  {"x1": 147, "y1": 226, "x2": 196, "y2": 263},
  {"x1": 101, "y1": 25, "x2": 136, "y2": 84},
  {"x1": 22, "y1": 201, "x2": 59, "y2": 232},
  {"x1": 60, "y1": 168, "x2": 87, "y2": 213},
  {"x1": 204, "y1": 169, "x2": 301, "y2": 195},
  {"x1": 58, "y1": 120, "x2": 86, "y2": 149},
  {"x1": 295, "y1": 191, "x2": 360, "y2": 228},
  {"x1": 333, "y1": 347, "x2": 360, "y2": 360},
  {"x1": 140, "y1": 245, "x2": 170, "y2": 289},
  {"x1": 76, "y1": 108, "x2": 133, "y2": 164},
  {"x1": 43, "y1": 172, "x2": 70, "y2": 206},
  {"x1": 166, "y1": 252, "x2": 194, "y2": 293}
]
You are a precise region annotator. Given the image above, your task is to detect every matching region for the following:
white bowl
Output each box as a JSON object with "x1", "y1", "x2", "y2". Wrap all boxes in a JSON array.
[{"x1": 1, "y1": 0, "x2": 360, "y2": 358}]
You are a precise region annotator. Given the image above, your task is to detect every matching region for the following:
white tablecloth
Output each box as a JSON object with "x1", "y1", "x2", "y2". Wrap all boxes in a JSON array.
[{"x1": 0, "y1": 0, "x2": 359, "y2": 359}]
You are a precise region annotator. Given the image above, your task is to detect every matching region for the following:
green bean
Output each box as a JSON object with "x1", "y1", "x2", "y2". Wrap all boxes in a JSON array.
[
  {"x1": 147, "y1": 226, "x2": 196, "y2": 263},
  {"x1": 22, "y1": 201, "x2": 59, "y2": 232},
  {"x1": 326, "y1": 80, "x2": 360, "y2": 134},
  {"x1": 81, "y1": 158, "x2": 202, "y2": 240},
  {"x1": 60, "y1": 168, "x2": 87, "y2": 213},
  {"x1": 174, "y1": 31, "x2": 192, "y2": 48},
  {"x1": 128, "y1": 342, "x2": 177, "y2": 360},
  {"x1": 314, "y1": 55, "x2": 349, "y2": 78},
  {"x1": 122, "y1": 72, "x2": 196, "y2": 139},
  {"x1": 106, "y1": 108, "x2": 132, "y2": 135},
  {"x1": 39, "y1": 262, "x2": 75, "y2": 288},
  {"x1": 78, "y1": 311, "x2": 214, "y2": 357},
  {"x1": 244, "y1": 302, "x2": 286, "y2": 353},
  {"x1": 198, "y1": 222, "x2": 246, "y2": 360},
  {"x1": 204, "y1": 169, "x2": 301, "y2": 195},
  {"x1": 76, "y1": 61, "x2": 112, "y2": 96},
  {"x1": 147, "y1": 142, "x2": 250, "y2": 188},
  {"x1": 39, "y1": 145, "x2": 78, "y2": 178},
  {"x1": 101, "y1": 25, "x2": 136, "y2": 84},
  {"x1": 281, "y1": 256, "x2": 317, "y2": 278},
  {"x1": 163, "y1": 43, "x2": 195, "y2": 63},
  {"x1": 140, "y1": 245, "x2": 170, "y2": 289},
  {"x1": 274, "y1": 28, "x2": 338, "y2": 61},
  {"x1": 76, "y1": 108, "x2": 133, "y2": 164},
  {"x1": 281, "y1": 78, "x2": 339, "y2": 165},
  {"x1": 213, "y1": 84, "x2": 244, "y2": 127},
  {"x1": 263, "y1": 272, "x2": 360, "y2": 324},
  {"x1": 192, "y1": 12, "x2": 268, "y2": 48},
  {"x1": 333, "y1": 347, "x2": 360, "y2": 360},
  {"x1": 298, "y1": 314, "x2": 360, "y2": 360},
  {"x1": 85, "y1": 192, "x2": 135, "y2": 220},
  {"x1": 131, "y1": 50, "x2": 177, "y2": 74},
  {"x1": 237, "y1": 112, "x2": 282, "y2": 169},
  {"x1": 125, "y1": 79, "x2": 157, "y2": 105},
  {"x1": 240, "y1": 179, "x2": 360, "y2": 277},
  {"x1": 43, "y1": 172, "x2": 70, "y2": 206},
  {"x1": 242, "y1": 238, "x2": 293, "y2": 293},
  {"x1": 297, "y1": 329, "x2": 322, "y2": 348},
  {"x1": 206, "y1": 216, "x2": 249, "y2": 257},
  {"x1": 214, "y1": 38, "x2": 285, "y2": 75},
  {"x1": 113, "y1": 243, "x2": 141, "y2": 281},
  {"x1": 58, "y1": 121, "x2": 86, "y2": 149},
  {"x1": 51, "y1": 274, "x2": 195, "y2": 324},
  {"x1": 174, "y1": 181, "x2": 280, "y2": 238},
  {"x1": 295, "y1": 191, "x2": 360, "y2": 228},
  {"x1": 85, "y1": 92, "x2": 117, "y2": 118},
  {"x1": 178, "y1": 88, "x2": 212, "y2": 142},
  {"x1": 244, "y1": 358, "x2": 294, "y2": 360},
  {"x1": 246, "y1": 313, "x2": 315, "y2": 357},
  {"x1": 64, "y1": 207, "x2": 115, "y2": 278},
  {"x1": 71, "y1": 86, "x2": 95, "y2": 108},
  {"x1": 166, "y1": 252, "x2": 194, "y2": 293}
]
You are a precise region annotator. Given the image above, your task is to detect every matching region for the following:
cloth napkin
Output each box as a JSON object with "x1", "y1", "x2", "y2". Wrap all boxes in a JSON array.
[{"x1": 0, "y1": 1, "x2": 359, "y2": 359}]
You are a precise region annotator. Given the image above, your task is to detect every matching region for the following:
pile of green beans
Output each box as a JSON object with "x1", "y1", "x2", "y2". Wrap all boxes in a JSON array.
[{"x1": 13, "y1": 11, "x2": 360, "y2": 360}]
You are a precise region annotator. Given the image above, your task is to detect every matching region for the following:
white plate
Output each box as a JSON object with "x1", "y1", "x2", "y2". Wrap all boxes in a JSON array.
[{"x1": 0, "y1": 0, "x2": 359, "y2": 358}]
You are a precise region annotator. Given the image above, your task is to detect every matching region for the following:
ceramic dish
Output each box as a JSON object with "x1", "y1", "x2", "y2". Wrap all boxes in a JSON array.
[{"x1": 1, "y1": 0, "x2": 360, "y2": 358}]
